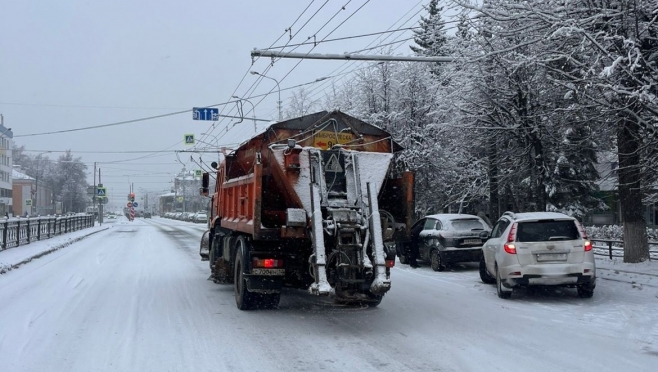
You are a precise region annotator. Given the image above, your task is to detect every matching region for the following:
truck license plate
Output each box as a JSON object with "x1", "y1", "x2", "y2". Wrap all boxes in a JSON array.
[{"x1": 251, "y1": 268, "x2": 286, "y2": 276}]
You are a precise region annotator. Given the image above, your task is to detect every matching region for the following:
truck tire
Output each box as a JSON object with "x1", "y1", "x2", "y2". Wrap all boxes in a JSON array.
[
  {"x1": 234, "y1": 236, "x2": 257, "y2": 310},
  {"x1": 211, "y1": 236, "x2": 232, "y2": 284}
]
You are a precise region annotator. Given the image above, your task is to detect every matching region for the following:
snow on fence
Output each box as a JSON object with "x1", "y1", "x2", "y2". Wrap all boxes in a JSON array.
[
  {"x1": 591, "y1": 239, "x2": 658, "y2": 260},
  {"x1": 0, "y1": 214, "x2": 95, "y2": 251}
]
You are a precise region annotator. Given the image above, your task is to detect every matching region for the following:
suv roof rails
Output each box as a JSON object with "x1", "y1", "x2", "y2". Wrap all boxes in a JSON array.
[{"x1": 502, "y1": 211, "x2": 516, "y2": 220}]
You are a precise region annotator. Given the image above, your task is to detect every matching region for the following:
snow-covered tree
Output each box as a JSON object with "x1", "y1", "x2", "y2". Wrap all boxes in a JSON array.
[
  {"x1": 451, "y1": 0, "x2": 656, "y2": 262},
  {"x1": 410, "y1": 0, "x2": 448, "y2": 57}
]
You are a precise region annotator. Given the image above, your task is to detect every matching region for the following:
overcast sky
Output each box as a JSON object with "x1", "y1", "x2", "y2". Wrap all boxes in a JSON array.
[{"x1": 0, "y1": 0, "x2": 440, "y2": 210}]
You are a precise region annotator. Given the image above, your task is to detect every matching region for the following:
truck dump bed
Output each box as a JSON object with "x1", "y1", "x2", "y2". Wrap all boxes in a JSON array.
[{"x1": 214, "y1": 110, "x2": 412, "y2": 241}]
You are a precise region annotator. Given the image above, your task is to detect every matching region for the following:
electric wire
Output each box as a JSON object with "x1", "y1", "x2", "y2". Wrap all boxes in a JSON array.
[{"x1": 196, "y1": 0, "x2": 321, "y2": 147}]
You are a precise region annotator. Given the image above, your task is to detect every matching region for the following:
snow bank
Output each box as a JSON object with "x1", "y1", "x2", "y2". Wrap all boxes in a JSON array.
[{"x1": 0, "y1": 226, "x2": 109, "y2": 274}]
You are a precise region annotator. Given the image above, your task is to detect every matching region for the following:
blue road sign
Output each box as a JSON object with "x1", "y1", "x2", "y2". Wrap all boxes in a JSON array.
[
  {"x1": 96, "y1": 187, "x2": 107, "y2": 196},
  {"x1": 193, "y1": 107, "x2": 219, "y2": 121},
  {"x1": 133, "y1": 202, "x2": 139, "y2": 208}
]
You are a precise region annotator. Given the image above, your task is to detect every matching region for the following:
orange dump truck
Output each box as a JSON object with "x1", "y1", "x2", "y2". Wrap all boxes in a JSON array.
[{"x1": 200, "y1": 110, "x2": 414, "y2": 310}]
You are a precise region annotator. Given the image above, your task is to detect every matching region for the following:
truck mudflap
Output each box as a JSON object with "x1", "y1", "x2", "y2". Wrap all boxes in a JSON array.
[
  {"x1": 367, "y1": 182, "x2": 391, "y2": 295},
  {"x1": 200, "y1": 230, "x2": 210, "y2": 261}
]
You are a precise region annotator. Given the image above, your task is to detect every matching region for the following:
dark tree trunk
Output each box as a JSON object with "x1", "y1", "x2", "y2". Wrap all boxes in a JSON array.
[
  {"x1": 617, "y1": 117, "x2": 649, "y2": 263},
  {"x1": 488, "y1": 139, "x2": 500, "y2": 219}
]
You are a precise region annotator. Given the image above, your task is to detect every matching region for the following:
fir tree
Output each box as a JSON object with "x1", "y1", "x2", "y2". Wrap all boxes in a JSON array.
[{"x1": 410, "y1": 0, "x2": 447, "y2": 57}]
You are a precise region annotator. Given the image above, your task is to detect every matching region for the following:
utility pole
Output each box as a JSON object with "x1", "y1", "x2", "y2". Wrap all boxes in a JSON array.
[
  {"x1": 98, "y1": 168, "x2": 103, "y2": 225},
  {"x1": 93, "y1": 162, "x2": 97, "y2": 222}
]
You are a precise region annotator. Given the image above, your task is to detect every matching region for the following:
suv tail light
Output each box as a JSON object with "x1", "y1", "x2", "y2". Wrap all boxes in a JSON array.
[
  {"x1": 503, "y1": 223, "x2": 518, "y2": 254},
  {"x1": 584, "y1": 240, "x2": 592, "y2": 251},
  {"x1": 507, "y1": 223, "x2": 518, "y2": 242},
  {"x1": 575, "y1": 220, "x2": 592, "y2": 251},
  {"x1": 504, "y1": 243, "x2": 517, "y2": 254}
]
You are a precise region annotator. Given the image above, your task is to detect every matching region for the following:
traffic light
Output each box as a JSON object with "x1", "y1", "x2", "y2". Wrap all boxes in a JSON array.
[{"x1": 128, "y1": 193, "x2": 135, "y2": 202}]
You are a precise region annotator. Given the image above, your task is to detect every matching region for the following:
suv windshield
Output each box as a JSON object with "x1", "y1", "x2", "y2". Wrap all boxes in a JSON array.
[
  {"x1": 450, "y1": 219, "x2": 486, "y2": 231},
  {"x1": 516, "y1": 220, "x2": 580, "y2": 242}
]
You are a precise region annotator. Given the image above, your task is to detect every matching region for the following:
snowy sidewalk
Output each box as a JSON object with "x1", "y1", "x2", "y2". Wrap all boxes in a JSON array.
[
  {"x1": 0, "y1": 225, "x2": 109, "y2": 273},
  {"x1": 596, "y1": 257, "x2": 658, "y2": 289}
]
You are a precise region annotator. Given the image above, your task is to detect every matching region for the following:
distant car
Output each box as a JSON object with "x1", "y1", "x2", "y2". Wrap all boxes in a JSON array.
[
  {"x1": 194, "y1": 212, "x2": 208, "y2": 223},
  {"x1": 480, "y1": 211, "x2": 596, "y2": 299},
  {"x1": 107, "y1": 215, "x2": 117, "y2": 220},
  {"x1": 144, "y1": 212, "x2": 152, "y2": 219},
  {"x1": 398, "y1": 214, "x2": 491, "y2": 271}
]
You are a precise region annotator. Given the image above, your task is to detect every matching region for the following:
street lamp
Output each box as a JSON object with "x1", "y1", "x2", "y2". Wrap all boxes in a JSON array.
[
  {"x1": 33, "y1": 151, "x2": 51, "y2": 215},
  {"x1": 250, "y1": 71, "x2": 282, "y2": 122},
  {"x1": 232, "y1": 96, "x2": 257, "y2": 133}
]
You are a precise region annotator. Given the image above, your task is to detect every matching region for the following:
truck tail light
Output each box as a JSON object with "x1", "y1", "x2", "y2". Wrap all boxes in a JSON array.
[
  {"x1": 385, "y1": 259, "x2": 395, "y2": 268},
  {"x1": 253, "y1": 258, "x2": 284, "y2": 268},
  {"x1": 584, "y1": 240, "x2": 592, "y2": 251}
]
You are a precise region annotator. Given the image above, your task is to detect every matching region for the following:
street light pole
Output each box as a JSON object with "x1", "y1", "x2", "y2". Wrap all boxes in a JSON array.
[
  {"x1": 250, "y1": 71, "x2": 282, "y2": 121},
  {"x1": 232, "y1": 96, "x2": 257, "y2": 133}
]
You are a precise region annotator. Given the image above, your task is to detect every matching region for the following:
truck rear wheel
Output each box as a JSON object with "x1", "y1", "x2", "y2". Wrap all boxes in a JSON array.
[
  {"x1": 234, "y1": 236, "x2": 258, "y2": 310},
  {"x1": 212, "y1": 236, "x2": 232, "y2": 284}
]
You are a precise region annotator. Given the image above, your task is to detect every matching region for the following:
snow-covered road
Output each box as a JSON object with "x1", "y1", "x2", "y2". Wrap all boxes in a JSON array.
[{"x1": 1, "y1": 217, "x2": 656, "y2": 372}]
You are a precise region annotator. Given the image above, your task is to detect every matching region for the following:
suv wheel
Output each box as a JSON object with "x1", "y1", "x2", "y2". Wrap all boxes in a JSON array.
[
  {"x1": 479, "y1": 256, "x2": 495, "y2": 284},
  {"x1": 577, "y1": 285, "x2": 594, "y2": 298},
  {"x1": 496, "y1": 265, "x2": 512, "y2": 299},
  {"x1": 430, "y1": 250, "x2": 445, "y2": 272}
]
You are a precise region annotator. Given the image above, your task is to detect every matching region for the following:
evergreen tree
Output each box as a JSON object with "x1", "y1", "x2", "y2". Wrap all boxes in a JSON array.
[{"x1": 409, "y1": 0, "x2": 447, "y2": 57}]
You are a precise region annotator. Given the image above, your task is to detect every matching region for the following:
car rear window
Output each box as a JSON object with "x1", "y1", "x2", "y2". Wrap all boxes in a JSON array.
[
  {"x1": 450, "y1": 219, "x2": 486, "y2": 231},
  {"x1": 516, "y1": 220, "x2": 580, "y2": 242}
]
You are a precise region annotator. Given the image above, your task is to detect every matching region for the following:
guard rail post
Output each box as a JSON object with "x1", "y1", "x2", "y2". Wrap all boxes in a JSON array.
[{"x1": 608, "y1": 241, "x2": 613, "y2": 260}]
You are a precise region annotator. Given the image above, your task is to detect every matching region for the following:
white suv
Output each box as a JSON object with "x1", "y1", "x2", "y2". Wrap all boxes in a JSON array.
[{"x1": 480, "y1": 212, "x2": 596, "y2": 299}]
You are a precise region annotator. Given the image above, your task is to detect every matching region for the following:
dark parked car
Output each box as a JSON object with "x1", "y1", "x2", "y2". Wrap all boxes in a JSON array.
[
  {"x1": 144, "y1": 212, "x2": 152, "y2": 218},
  {"x1": 398, "y1": 214, "x2": 491, "y2": 271}
]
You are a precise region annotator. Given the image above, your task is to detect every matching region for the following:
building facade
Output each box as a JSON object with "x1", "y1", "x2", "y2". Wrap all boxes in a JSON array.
[
  {"x1": 11, "y1": 168, "x2": 33, "y2": 216},
  {"x1": 0, "y1": 116, "x2": 13, "y2": 216},
  {"x1": 174, "y1": 168, "x2": 205, "y2": 213}
]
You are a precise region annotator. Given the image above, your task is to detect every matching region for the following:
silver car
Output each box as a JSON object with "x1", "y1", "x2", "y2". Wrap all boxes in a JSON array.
[{"x1": 480, "y1": 211, "x2": 596, "y2": 299}]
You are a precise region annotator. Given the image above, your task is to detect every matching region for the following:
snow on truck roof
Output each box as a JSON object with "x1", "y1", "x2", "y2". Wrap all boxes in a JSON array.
[{"x1": 233, "y1": 110, "x2": 404, "y2": 153}]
